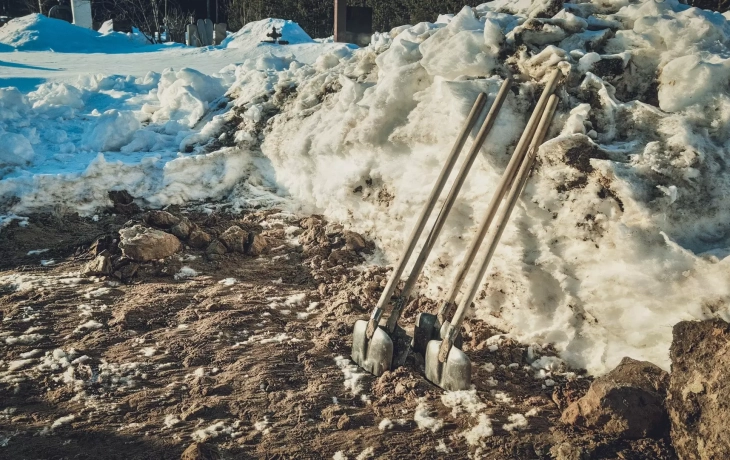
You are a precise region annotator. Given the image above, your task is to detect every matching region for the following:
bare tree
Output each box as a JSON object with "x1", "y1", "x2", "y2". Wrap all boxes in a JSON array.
[{"x1": 164, "y1": 6, "x2": 192, "y2": 43}]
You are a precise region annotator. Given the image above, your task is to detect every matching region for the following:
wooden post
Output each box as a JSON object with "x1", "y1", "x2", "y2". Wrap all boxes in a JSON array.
[{"x1": 334, "y1": 0, "x2": 346, "y2": 43}]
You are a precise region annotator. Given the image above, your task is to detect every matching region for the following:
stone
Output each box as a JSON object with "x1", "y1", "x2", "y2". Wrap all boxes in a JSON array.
[
  {"x1": 113, "y1": 262, "x2": 139, "y2": 280},
  {"x1": 144, "y1": 210, "x2": 180, "y2": 228},
  {"x1": 187, "y1": 229, "x2": 212, "y2": 249},
  {"x1": 170, "y1": 217, "x2": 193, "y2": 240},
  {"x1": 82, "y1": 251, "x2": 112, "y2": 276},
  {"x1": 108, "y1": 190, "x2": 139, "y2": 215},
  {"x1": 246, "y1": 233, "x2": 267, "y2": 256},
  {"x1": 561, "y1": 357, "x2": 669, "y2": 439},
  {"x1": 344, "y1": 230, "x2": 367, "y2": 251},
  {"x1": 206, "y1": 240, "x2": 228, "y2": 256},
  {"x1": 219, "y1": 225, "x2": 249, "y2": 253},
  {"x1": 180, "y1": 442, "x2": 220, "y2": 460},
  {"x1": 667, "y1": 319, "x2": 730, "y2": 460},
  {"x1": 118, "y1": 225, "x2": 182, "y2": 262}
]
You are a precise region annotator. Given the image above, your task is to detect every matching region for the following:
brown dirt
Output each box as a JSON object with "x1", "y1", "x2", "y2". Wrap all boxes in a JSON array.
[{"x1": 0, "y1": 208, "x2": 676, "y2": 459}]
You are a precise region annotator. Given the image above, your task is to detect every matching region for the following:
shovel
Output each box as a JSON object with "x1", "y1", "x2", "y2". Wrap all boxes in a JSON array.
[
  {"x1": 412, "y1": 69, "x2": 561, "y2": 356},
  {"x1": 425, "y1": 94, "x2": 560, "y2": 391},
  {"x1": 351, "y1": 92, "x2": 488, "y2": 376},
  {"x1": 353, "y1": 79, "x2": 511, "y2": 376}
]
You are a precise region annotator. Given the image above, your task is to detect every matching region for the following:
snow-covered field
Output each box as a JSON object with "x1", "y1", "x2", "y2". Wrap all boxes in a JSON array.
[{"x1": 3, "y1": 0, "x2": 730, "y2": 374}]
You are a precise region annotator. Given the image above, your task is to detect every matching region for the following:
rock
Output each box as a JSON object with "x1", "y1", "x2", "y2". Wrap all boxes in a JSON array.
[
  {"x1": 246, "y1": 233, "x2": 267, "y2": 256},
  {"x1": 344, "y1": 230, "x2": 367, "y2": 252},
  {"x1": 108, "y1": 190, "x2": 139, "y2": 215},
  {"x1": 219, "y1": 225, "x2": 249, "y2": 253},
  {"x1": 206, "y1": 240, "x2": 227, "y2": 256},
  {"x1": 180, "y1": 442, "x2": 220, "y2": 460},
  {"x1": 82, "y1": 252, "x2": 112, "y2": 276},
  {"x1": 118, "y1": 225, "x2": 182, "y2": 262},
  {"x1": 561, "y1": 357, "x2": 669, "y2": 439},
  {"x1": 187, "y1": 229, "x2": 212, "y2": 249},
  {"x1": 144, "y1": 210, "x2": 180, "y2": 228},
  {"x1": 113, "y1": 262, "x2": 139, "y2": 280},
  {"x1": 170, "y1": 217, "x2": 194, "y2": 240},
  {"x1": 667, "y1": 319, "x2": 730, "y2": 460}
]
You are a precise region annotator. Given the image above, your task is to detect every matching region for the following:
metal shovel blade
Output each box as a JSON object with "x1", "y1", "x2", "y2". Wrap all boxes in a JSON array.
[
  {"x1": 412, "y1": 311, "x2": 462, "y2": 356},
  {"x1": 351, "y1": 320, "x2": 393, "y2": 376},
  {"x1": 424, "y1": 339, "x2": 471, "y2": 391}
]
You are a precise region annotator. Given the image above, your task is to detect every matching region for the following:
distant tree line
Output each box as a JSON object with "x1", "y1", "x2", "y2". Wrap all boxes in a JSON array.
[
  {"x1": 223, "y1": 0, "x2": 486, "y2": 38},
  {"x1": 6, "y1": 0, "x2": 730, "y2": 42}
]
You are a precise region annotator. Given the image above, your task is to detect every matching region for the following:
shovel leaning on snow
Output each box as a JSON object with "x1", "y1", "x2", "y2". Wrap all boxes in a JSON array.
[
  {"x1": 351, "y1": 79, "x2": 512, "y2": 376},
  {"x1": 412, "y1": 69, "x2": 561, "y2": 357},
  {"x1": 424, "y1": 92, "x2": 560, "y2": 391}
]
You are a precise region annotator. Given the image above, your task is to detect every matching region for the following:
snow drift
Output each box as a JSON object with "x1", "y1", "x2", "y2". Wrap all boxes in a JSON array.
[
  {"x1": 221, "y1": 18, "x2": 314, "y2": 49},
  {"x1": 0, "y1": 14, "x2": 164, "y2": 53},
  {"x1": 3, "y1": 1, "x2": 730, "y2": 373}
]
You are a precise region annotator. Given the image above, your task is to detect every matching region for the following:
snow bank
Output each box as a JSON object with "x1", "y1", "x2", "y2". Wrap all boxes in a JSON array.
[
  {"x1": 0, "y1": 14, "x2": 162, "y2": 53},
  {"x1": 221, "y1": 18, "x2": 314, "y2": 49},
  {"x1": 223, "y1": 1, "x2": 730, "y2": 373}
]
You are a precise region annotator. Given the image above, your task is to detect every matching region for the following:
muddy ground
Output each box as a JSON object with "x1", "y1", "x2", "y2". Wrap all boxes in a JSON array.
[{"x1": 0, "y1": 206, "x2": 676, "y2": 459}]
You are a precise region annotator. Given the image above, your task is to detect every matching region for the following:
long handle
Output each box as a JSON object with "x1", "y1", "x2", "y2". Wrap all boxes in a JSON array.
[
  {"x1": 365, "y1": 93, "x2": 488, "y2": 339},
  {"x1": 435, "y1": 69, "x2": 561, "y2": 323},
  {"x1": 438, "y1": 94, "x2": 560, "y2": 362},
  {"x1": 384, "y1": 78, "x2": 513, "y2": 334}
]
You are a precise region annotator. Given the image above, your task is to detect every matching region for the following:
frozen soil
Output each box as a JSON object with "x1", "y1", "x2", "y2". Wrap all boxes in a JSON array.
[{"x1": 0, "y1": 208, "x2": 675, "y2": 459}]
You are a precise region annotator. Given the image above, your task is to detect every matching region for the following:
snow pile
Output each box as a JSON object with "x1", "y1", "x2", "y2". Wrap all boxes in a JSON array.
[
  {"x1": 0, "y1": 14, "x2": 162, "y2": 53},
  {"x1": 213, "y1": 0, "x2": 730, "y2": 373},
  {"x1": 221, "y1": 18, "x2": 314, "y2": 49}
]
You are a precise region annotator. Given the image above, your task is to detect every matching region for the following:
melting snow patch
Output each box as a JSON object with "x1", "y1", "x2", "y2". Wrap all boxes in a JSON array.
[
  {"x1": 462, "y1": 414, "x2": 493, "y2": 446},
  {"x1": 525, "y1": 408, "x2": 539, "y2": 417},
  {"x1": 414, "y1": 400, "x2": 443, "y2": 432},
  {"x1": 333, "y1": 452, "x2": 347, "y2": 460},
  {"x1": 503, "y1": 413, "x2": 528, "y2": 432},
  {"x1": 51, "y1": 414, "x2": 75, "y2": 430},
  {"x1": 333, "y1": 355, "x2": 367, "y2": 395},
  {"x1": 254, "y1": 416, "x2": 270, "y2": 434},
  {"x1": 5, "y1": 334, "x2": 43, "y2": 345},
  {"x1": 218, "y1": 278, "x2": 237, "y2": 286},
  {"x1": 355, "y1": 447, "x2": 374, "y2": 460},
  {"x1": 378, "y1": 418, "x2": 393, "y2": 431},
  {"x1": 7, "y1": 359, "x2": 35, "y2": 371},
  {"x1": 73, "y1": 320, "x2": 103, "y2": 335},
  {"x1": 441, "y1": 388, "x2": 486, "y2": 417},
  {"x1": 164, "y1": 415, "x2": 181, "y2": 428},
  {"x1": 493, "y1": 391, "x2": 513, "y2": 405},
  {"x1": 284, "y1": 293, "x2": 307, "y2": 306},
  {"x1": 174, "y1": 266, "x2": 198, "y2": 280},
  {"x1": 27, "y1": 249, "x2": 49, "y2": 255}
]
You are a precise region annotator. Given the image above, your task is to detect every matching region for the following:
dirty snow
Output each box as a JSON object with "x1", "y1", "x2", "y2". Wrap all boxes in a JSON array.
[{"x1": 2, "y1": 0, "x2": 730, "y2": 374}]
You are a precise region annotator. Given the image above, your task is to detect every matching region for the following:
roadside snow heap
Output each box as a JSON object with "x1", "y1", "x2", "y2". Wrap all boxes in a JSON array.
[
  {"x1": 0, "y1": 14, "x2": 157, "y2": 52},
  {"x1": 3, "y1": 0, "x2": 730, "y2": 373}
]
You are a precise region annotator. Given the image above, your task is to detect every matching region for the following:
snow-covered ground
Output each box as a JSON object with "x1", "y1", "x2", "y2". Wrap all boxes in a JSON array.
[{"x1": 3, "y1": 1, "x2": 730, "y2": 374}]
